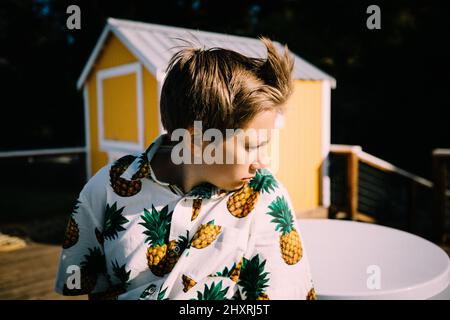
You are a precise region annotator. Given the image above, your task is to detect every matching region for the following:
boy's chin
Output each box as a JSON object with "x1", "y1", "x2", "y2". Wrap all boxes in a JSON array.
[{"x1": 222, "y1": 180, "x2": 247, "y2": 192}]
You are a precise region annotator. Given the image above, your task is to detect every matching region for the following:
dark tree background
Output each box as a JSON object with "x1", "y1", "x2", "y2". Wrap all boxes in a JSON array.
[{"x1": 1, "y1": 0, "x2": 449, "y2": 180}]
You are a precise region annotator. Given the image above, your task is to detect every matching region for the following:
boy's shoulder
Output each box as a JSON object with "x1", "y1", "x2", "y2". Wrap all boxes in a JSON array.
[
  {"x1": 254, "y1": 168, "x2": 289, "y2": 196},
  {"x1": 81, "y1": 152, "x2": 146, "y2": 198},
  {"x1": 243, "y1": 168, "x2": 297, "y2": 235},
  {"x1": 250, "y1": 168, "x2": 293, "y2": 210},
  {"x1": 78, "y1": 162, "x2": 111, "y2": 204}
]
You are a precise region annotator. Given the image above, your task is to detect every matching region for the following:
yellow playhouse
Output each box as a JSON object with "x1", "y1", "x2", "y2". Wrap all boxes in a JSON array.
[{"x1": 77, "y1": 18, "x2": 336, "y2": 213}]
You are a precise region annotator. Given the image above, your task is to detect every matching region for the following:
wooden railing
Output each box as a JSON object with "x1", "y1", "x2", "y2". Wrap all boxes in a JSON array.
[
  {"x1": 0, "y1": 148, "x2": 87, "y2": 245},
  {"x1": 328, "y1": 145, "x2": 436, "y2": 240},
  {"x1": 0, "y1": 147, "x2": 86, "y2": 158},
  {"x1": 0, "y1": 147, "x2": 88, "y2": 185},
  {"x1": 432, "y1": 149, "x2": 450, "y2": 243}
]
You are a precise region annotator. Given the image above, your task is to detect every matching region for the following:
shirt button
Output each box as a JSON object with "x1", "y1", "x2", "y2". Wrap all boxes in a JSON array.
[
  {"x1": 139, "y1": 284, "x2": 157, "y2": 300},
  {"x1": 148, "y1": 286, "x2": 156, "y2": 295}
]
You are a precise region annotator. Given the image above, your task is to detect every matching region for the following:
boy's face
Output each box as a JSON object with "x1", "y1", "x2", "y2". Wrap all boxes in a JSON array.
[{"x1": 199, "y1": 110, "x2": 278, "y2": 191}]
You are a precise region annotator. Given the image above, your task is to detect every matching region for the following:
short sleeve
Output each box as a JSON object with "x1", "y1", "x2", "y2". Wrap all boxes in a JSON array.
[
  {"x1": 237, "y1": 181, "x2": 316, "y2": 300},
  {"x1": 54, "y1": 165, "x2": 110, "y2": 296}
]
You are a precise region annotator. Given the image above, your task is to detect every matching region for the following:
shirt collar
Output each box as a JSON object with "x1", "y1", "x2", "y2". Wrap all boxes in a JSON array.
[
  {"x1": 185, "y1": 182, "x2": 228, "y2": 200},
  {"x1": 119, "y1": 134, "x2": 229, "y2": 199},
  {"x1": 119, "y1": 134, "x2": 164, "y2": 182}
]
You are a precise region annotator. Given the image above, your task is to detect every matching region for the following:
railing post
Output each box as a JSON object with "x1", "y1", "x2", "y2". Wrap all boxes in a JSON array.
[
  {"x1": 408, "y1": 180, "x2": 417, "y2": 233},
  {"x1": 79, "y1": 152, "x2": 88, "y2": 184},
  {"x1": 348, "y1": 148, "x2": 359, "y2": 220},
  {"x1": 432, "y1": 151, "x2": 447, "y2": 243}
]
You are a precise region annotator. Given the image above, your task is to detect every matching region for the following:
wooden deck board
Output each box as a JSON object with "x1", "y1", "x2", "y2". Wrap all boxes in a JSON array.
[
  {"x1": 0, "y1": 243, "x2": 86, "y2": 300},
  {"x1": 296, "y1": 207, "x2": 328, "y2": 219}
]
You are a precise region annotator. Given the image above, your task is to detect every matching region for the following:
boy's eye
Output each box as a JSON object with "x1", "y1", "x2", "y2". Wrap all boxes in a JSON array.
[
  {"x1": 245, "y1": 144, "x2": 258, "y2": 151},
  {"x1": 245, "y1": 141, "x2": 268, "y2": 151}
]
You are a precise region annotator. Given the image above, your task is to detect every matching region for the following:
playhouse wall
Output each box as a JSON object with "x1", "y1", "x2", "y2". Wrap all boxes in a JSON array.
[{"x1": 276, "y1": 80, "x2": 324, "y2": 212}]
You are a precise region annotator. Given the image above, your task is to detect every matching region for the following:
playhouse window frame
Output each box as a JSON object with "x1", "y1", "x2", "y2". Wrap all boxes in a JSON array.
[{"x1": 96, "y1": 62, "x2": 144, "y2": 154}]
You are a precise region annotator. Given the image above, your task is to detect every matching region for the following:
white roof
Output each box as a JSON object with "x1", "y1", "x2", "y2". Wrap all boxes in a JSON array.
[{"x1": 77, "y1": 17, "x2": 336, "y2": 89}]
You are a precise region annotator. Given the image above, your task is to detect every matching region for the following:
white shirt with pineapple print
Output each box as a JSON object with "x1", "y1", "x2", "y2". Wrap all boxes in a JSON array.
[{"x1": 55, "y1": 134, "x2": 316, "y2": 300}]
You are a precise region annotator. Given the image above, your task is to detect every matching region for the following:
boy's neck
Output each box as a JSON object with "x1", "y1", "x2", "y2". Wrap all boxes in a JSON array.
[{"x1": 150, "y1": 146, "x2": 201, "y2": 194}]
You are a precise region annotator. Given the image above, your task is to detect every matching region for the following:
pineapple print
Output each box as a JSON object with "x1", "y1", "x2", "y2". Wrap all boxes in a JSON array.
[
  {"x1": 182, "y1": 274, "x2": 197, "y2": 292},
  {"x1": 63, "y1": 247, "x2": 106, "y2": 295},
  {"x1": 159, "y1": 230, "x2": 190, "y2": 274},
  {"x1": 62, "y1": 199, "x2": 81, "y2": 249},
  {"x1": 191, "y1": 220, "x2": 221, "y2": 249},
  {"x1": 267, "y1": 196, "x2": 303, "y2": 265},
  {"x1": 139, "y1": 284, "x2": 157, "y2": 300},
  {"x1": 213, "y1": 264, "x2": 233, "y2": 277},
  {"x1": 227, "y1": 169, "x2": 278, "y2": 218},
  {"x1": 158, "y1": 286, "x2": 169, "y2": 300},
  {"x1": 229, "y1": 259, "x2": 242, "y2": 283},
  {"x1": 139, "y1": 205, "x2": 173, "y2": 277},
  {"x1": 139, "y1": 284, "x2": 169, "y2": 300},
  {"x1": 89, "y1": 260, "x2": 131, "y2": 300},
  {"x1": 306, "y1": 287, "x2": 317, "y2": 300},
  {"x1": 95, "y1": 228, "x2": 103, "y2": 246},
  {"x1": 191, "y1": 281, "x2": 229, "y2": 300},
  {"x1": 192, "y1": 199, "x2": 202, "y2": 221},
  {"x1": 238, "y1": 254, "x2": 270, "y2": 300},
  {"x1": 213, "y1": 258, "x2": 243, "y2": 283},
  {"x1": 188, "y1": 183, "x2": 214, "y2": 221},
  {"x1": 131, "y1": 146, "x2": 152, "y2": 180},
  {"x1": 257, "y1": 293, "x2": 270, "y2": 300},
  {"x1": 95, "y1": 202, "x2": 129, "y2": 245},
  {"x1": 109, "y1": 155, "x2": 142, "y2": 197},
  {"x1": 231, "y1": 289, "x2": 243, "y2": 300}
]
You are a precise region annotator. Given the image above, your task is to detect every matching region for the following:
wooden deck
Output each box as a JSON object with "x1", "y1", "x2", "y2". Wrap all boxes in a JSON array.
[
  {"x1": 296, "y1": 207, "x2": 328, "y2": 220},
  {"x1": 0, "y1": 243, "x2": 86, "y2": 300}
]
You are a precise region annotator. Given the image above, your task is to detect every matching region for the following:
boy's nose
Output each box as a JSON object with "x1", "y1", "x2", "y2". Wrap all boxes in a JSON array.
[{"x1": 250, "y1": 160, "x2": 267, "y2": 171}]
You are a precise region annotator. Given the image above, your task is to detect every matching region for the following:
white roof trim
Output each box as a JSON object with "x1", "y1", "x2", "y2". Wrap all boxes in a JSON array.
[
  {"x1": 76, "y1": 24, "x2": 110, "y2": 90},
  {"x1": 76, "y1": 22, "x2": 162, "y2": 90}
]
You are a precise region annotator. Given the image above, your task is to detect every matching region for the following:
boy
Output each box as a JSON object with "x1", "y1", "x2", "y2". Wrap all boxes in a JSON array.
[{"x1": 55, "y1": 37, "x2": 316, "y2": 300}]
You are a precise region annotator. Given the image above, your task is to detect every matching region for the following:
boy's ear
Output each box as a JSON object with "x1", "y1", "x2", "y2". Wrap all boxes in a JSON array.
[
  {"x1": 188, "y1": 126, "x2": 205, "y2": 145},
  {"x1": 186, "y1": 126, "x2": 203, "y2": 161}
]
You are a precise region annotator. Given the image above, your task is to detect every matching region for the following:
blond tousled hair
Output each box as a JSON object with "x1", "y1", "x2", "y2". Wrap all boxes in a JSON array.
[{"x1": 160, "y1": 37, "x2": 294, "y2": 133}]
